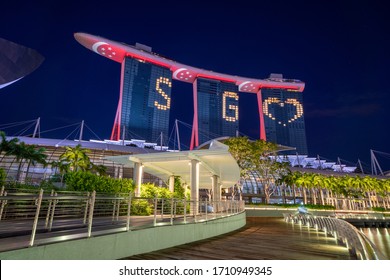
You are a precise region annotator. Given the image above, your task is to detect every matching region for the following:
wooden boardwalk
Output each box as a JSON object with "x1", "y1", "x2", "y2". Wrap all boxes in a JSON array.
[{"x1": 124, "y1": 217, "x2": 355, "y2": 260}]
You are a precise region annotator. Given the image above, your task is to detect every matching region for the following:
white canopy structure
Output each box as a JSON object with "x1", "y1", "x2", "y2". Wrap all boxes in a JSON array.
[{"x1": 106, "y1": 140, "x2": 240, "y2": 213}]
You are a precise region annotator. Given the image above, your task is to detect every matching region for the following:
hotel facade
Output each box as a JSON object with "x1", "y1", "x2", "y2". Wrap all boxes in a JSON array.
[{"x1": 74, "y1": 33, "x2": 307, "y2": 152}]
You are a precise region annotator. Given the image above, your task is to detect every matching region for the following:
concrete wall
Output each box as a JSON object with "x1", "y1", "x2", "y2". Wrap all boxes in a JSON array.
[
  {"x1": 0, "y1": 213, "x2": 246, "y2": 260},
  {"x1": 245, "y1": 208, "x2": 336, "y2": 217}
]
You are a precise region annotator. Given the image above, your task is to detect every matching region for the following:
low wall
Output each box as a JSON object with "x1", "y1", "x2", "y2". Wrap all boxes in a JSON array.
[
  {"x1": 245, "y1": 208, "x2": 336, "y2": 217},
  {"x1": 0, "y1": 212, "x2": 246, "y2": 260}
]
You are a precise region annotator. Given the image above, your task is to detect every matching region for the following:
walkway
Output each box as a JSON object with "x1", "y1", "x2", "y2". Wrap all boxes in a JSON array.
[{"x1": 124, "y1": 217, "x2": 354, "y2": 260}]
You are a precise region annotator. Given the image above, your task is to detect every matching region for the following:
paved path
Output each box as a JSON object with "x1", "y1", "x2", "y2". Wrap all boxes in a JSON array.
[{"x1": 124, "y1": 217, "x2": 354, "y2": 260}]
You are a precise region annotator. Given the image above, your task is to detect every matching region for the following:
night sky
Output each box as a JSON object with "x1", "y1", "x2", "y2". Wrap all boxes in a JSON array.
[{"x1": 1, "y1": 0, "x2": 389, "y2": 170}]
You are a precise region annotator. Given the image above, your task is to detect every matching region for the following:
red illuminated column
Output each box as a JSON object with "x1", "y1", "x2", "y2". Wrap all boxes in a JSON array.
[
  {"x1": 190, "y1": 79, "x2": 199, "y2": 150},
  {"x1": 110, "y1": 60, "x2": 126, "y2": 140},
  {"x1": 257, "y1": 89, "x2": 266, "y2": 141}
]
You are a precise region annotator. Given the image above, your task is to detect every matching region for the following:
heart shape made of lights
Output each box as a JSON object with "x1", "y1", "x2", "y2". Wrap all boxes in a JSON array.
[{"x1": 263, "y1": 97, "x2": 303, "y2": 126}]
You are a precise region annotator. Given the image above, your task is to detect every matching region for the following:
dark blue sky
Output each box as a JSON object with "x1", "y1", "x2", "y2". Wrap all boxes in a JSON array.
[{"x1": 1, "y1": 0, "x2": 389, "y2": 169}]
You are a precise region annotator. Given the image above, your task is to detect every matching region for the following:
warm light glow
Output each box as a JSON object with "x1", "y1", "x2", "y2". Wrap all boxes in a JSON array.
[
  {"x1": 263, "y1": 97, "x2": 304, "y2": 125},
  {"x1": 154, "y1": 77, "x2": 172, "y2": 110},
  {"x1": 222, "y1": 91, "x2": 239, "y2": 122}
]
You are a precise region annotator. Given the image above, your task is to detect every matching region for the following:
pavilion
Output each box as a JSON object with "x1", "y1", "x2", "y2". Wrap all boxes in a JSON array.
[{"x1": 105, "y1": 140, "x2": 240, "y2": 214}]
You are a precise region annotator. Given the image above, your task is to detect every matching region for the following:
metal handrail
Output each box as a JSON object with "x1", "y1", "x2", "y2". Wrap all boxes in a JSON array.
[
  {"x1": 0, "y1": 188, "x2": 245, "y2": 251},
  {"x1": 283, "y1": 213, "x2": 385, "y2": 260}
]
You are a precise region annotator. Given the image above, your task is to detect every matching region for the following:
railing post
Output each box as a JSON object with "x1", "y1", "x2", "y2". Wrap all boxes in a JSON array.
[
  {"x1": 30, "y1": 189, "x2": 44, "y2": 247},
  {"x1": 226, "y1": 200, "x2": 229, "y2": 216},
  {"x1": 83, "y1": 192, "x2": 90, "y2": 225},
  {"x1": 126, "y1": 193, "x2": 131, "y2": 231},
  {"x1": 205, "y1": 198, "x2": 208, "y2": 221},
  {"x1": 170, "y1": 197, "x2": 174, "y2": 225},
  {"x1": 161, "y1": 199, "x2": 164, "y2": 219},
  {"x1": 0, "y1": 190, "x2": 8, "y2": 221},
  {"x1": 174, "y1": 199, "x2": 177, "y2": 219},
  {"x1": 45, "y1": 189, "x2": 54, "y2": 229},
  {"x1": 48, "y1": 192, "x2": 58, "y2": 232},
  {"x1": 183, "y1": 199, "x2": 187, "y2": 224},
  {"x1": 87, "y1": 191, "x2": 96, "y2": 238},
  {"x1": 194, "y1": 200, "x2": 197, "y2": 223},
  {"x1": 111, "y1": 195, "x2": 117, "y2": 223},
  {"x1": 153, "y1": 197, "x2": 157, "y2": 226},
  {"x1": 115, "y1": 198, "x2": 120, "y2": 222}
]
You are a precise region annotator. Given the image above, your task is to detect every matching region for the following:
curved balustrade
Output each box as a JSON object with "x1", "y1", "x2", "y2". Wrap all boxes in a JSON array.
[
  {"x1": 0, "y1": 188, "x2": 245, "y2": 252},
  {"x1": 283, "y1": 213, "x2": 384, "y2": 260}
]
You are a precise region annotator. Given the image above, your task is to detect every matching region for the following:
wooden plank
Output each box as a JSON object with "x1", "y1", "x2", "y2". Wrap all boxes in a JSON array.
[{"x1": 123, "y1": 217, "x2": 354, "y2": 260}]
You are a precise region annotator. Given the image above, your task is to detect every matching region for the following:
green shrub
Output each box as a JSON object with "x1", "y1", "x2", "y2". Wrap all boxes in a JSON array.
[
  {"x1": 141, "y1": 183, "x2": 172, "y2": 198},
  {"x1": 65, "y1": 171, "x2": 135, "y2": 194},
  {"x1": 131, "y1": 199, "x2": 152, "y2": 216},
  {"x1": 173, "y1": 176, "x2": 188, "y2": 199},
  {"x1": 372, "y1": 207, "x2": 386, "y2": 212}
]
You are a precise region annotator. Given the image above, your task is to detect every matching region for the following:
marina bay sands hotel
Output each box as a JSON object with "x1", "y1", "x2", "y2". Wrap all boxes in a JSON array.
[{"x1": 75, "y1": 33, "x2": 308, "y2": 154}]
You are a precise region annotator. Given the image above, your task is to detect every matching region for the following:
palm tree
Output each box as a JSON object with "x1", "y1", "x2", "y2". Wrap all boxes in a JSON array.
[
  {"x1": 322, "y1": 175, "x2": 336, "y2": 206},
  {"x1": 0, "y1": 132, "x2": 19, "y2": 163},
  {"x1": 91, "y1": 164, "x2": 107, "y2": 176},
  {"x1": 59, "y1": 144, "x2": 92, "y2": 172},
  {"x1": 350, "y1": 175, "x2": 367, "y2": 209},
  {"x1": 295, "y1": 172, "x2": 312, "y2": 204},
  {"x1": 277, "y1": 169, "x2": 299, "y2": 204},
  {"x1": 311, "y1": 174, "x2": 324, "y2": 205},
  {"x1": 362, "y1": 176, "x2": 376, "y2": 208},
  {"x1": 14, "y1": 141, "x2": 31, "y2": 181},
  {"x1": 50, "y1": 160, "x2": 69, "y2": 186},
  {"x1": 380, "y1": 179, "x2": 390, "y2": 209},
  {"x1": 24, "y1": 146, "x2": 47, "y2": 180}
]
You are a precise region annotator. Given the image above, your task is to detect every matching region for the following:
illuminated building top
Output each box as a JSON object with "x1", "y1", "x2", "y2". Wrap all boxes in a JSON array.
[{"x1": 74, "y1": 33, "x2": 305, "y2": 93}]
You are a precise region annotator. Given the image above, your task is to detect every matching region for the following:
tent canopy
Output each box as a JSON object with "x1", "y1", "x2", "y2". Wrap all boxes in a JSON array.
[{"x1": 106, "y1": 140, "x2": 240, "y2": 189}]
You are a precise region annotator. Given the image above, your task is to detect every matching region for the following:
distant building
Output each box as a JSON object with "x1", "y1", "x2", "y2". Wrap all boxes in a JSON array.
[
  {"x1": 74, "y1": 33, "x2": 305, "y2": 150},
  {"x1": 261, "y1": 74, "x2": 308, "y2": 154},
  {"x1": 0, "y1": 38, "x2": 44, "y2": 89},
  {"x1": 111, "y1": 57, "x2": 172, "y2": 145},
  {"x1": 197, "y1": 78, "x2": 239, "y2": 144}
]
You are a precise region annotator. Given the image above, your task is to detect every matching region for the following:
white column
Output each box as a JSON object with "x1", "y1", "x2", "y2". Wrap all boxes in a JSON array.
[
  {"x1": 169, "y1": 175, "x2": 175, "y2": 193},
  {"x1": 212, "y1": 175, "x2": 220, "y2": 212},
  {"x1": 133, "y1": 162, "x2": 143, "y2": 197},
  {"x1": 190, "y1": 159, "x2": 199, "y2": 215}
]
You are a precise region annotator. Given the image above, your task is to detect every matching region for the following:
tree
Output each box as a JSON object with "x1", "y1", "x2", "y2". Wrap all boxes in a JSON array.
[
  {"x1": 322, "y1": 175, "x2": 337, "y2": 206},
  {"x1": 224, "y1": 136, "x2": 257, "y2": 180},
  {"x1": 311, "y1": 173, "x2": 324, "y2": 205},
  {"x1": 0, "y1": 133, "x2": 48, "y2": 182},
  {"x1": 225, "y1": 137, "x2": 288, "y2": 203},
  {"x1": 91, "y1": 164, "x2": 108, "y2": 176},
  {"x1": 278, "y1": 170, "x2": 300, "y2": 204},
  {"x1": 172, "y1": 176, "x2": 188, "y2": 199},
  {"x1": 50, "y1": 160, "x2": 69, "y2": 186},
  {"x1": 13, "y1": 141, "x2": 30, "y2": 181},
  {"x1": 295, "y1": 172, "x2": 313, "y2": 204},
  {"x1": 24, "y1": 145, "x2": 47, "y2": 180},
  {"x1": 0, "y1": 131, "x2": 20, "y2": 163},
  {"x1": 59, "y1": 144, "x2": 92, "y2": 172}
]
